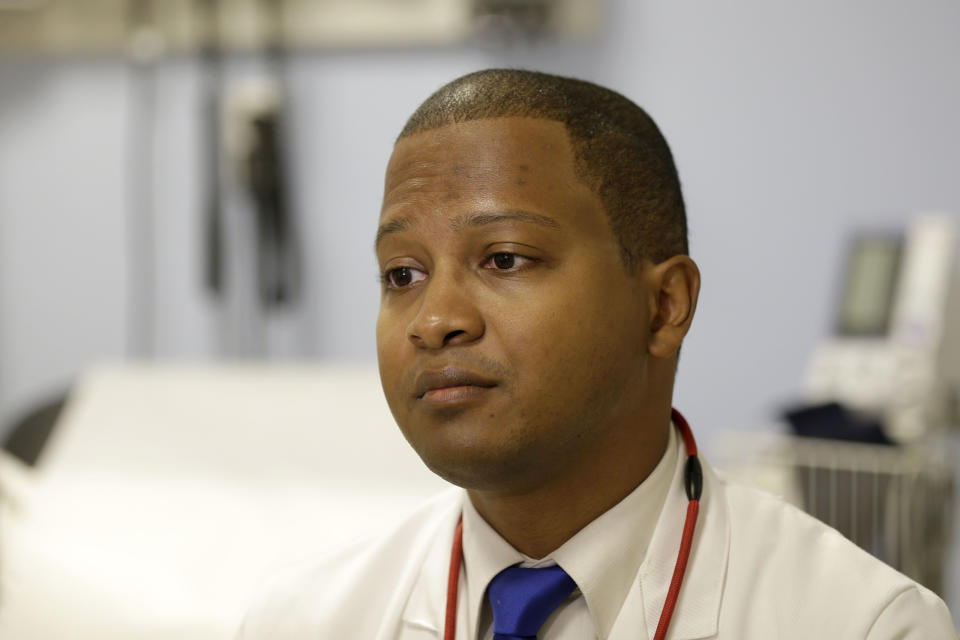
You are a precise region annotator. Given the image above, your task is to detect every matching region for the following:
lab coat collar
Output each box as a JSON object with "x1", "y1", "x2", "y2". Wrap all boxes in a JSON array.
[
  {"x1": 400, "y1": 491, "x2": 464, "y2": 636},
  {"x1": 637, "y1": 441, "x2": 730, "y2": 640},
  {"x1": 400, "y1": 437, "x2": 731, "y2": 640}
]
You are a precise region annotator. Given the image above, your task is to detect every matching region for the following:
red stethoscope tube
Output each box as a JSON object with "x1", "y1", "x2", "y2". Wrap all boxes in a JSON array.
[{"x1": 443, "y1": 408, "x2": 702, "y2": 640}]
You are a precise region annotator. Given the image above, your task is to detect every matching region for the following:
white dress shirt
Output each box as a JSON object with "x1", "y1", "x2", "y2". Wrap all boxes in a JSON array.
[{"x1": 461, "y1": 425, "x2": 679, "y2": 640}]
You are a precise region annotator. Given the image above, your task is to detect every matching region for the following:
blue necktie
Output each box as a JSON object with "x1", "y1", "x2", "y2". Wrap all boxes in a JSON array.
[{"x1": 487, "y1": 565, "x2": 577, "y2": 639}]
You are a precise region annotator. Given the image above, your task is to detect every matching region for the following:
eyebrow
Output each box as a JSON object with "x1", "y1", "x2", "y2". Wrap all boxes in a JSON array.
[
  {"x1": 375, "y1": 210, "x2": 561, "y2": 250},
  {"x1": 375, "y1": 218, "x2": 411, "y2": 249}
]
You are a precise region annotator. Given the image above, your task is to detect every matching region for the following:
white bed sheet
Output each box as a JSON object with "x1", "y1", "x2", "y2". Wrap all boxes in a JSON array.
[{"x1": 0, "y1": 363, "x2": 450, "y2": 639}]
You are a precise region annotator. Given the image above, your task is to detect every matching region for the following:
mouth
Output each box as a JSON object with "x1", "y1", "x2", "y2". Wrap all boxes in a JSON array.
[{"x1": 414, "y1": 366, "x2": 498, "y2": 404}]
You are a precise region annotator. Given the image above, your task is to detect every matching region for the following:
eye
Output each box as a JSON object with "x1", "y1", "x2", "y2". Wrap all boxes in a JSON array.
[
  {"x1": 482, "y1": 252, "x2": 534, "y2": 271},
  {"x1": 382, "y1": 266, "x2": 427, "y2": 289}
]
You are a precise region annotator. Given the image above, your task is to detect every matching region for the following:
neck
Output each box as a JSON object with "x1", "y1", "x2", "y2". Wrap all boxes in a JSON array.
[{"x1": 466, "y1": 412, "x2": 671, "y2": 559}]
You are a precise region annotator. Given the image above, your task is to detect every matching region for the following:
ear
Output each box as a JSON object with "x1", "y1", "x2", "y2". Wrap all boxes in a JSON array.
[{"x1": 646, "y1": 255, "x2": 701, "y2": 359}]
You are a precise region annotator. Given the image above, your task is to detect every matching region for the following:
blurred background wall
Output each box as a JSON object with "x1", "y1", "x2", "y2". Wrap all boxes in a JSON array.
[{"x1": 1, "y1": 0, "x2": 959, "y2": 453}]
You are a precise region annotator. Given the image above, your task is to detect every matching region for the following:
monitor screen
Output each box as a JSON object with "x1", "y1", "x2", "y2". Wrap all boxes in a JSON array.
[{"x1": 836, "y1": 235, "x2": 903, "y2": 336}]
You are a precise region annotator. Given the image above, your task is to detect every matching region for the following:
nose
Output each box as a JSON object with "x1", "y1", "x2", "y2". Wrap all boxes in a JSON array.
[{"x1": 408, "y1": 269, "x2": 485, "y2": 350}]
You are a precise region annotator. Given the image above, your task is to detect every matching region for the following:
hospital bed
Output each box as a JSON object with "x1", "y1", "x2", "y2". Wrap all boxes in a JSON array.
[{"x1": 0, "y1": 364, "x2": 451, "y2": 639}]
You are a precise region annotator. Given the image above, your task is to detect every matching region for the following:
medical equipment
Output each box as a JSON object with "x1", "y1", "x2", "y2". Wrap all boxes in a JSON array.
[
  {"x1": 717, "y1": 215, "x2": 959, "y2": 592},
  {"x1": 805, "y1": 215, "x2": 960, "y2": 441},
  {"x1": 203, "y1": 0, "x2": 300, "y2": 311},
  {"x1": 0, "y1": 1, "x2": 601, "y2": 55},
  {"x1": 442, "y1": 408, "x2": 703, "y2": 640},
  {"x1": 714, "y1": 431, "x2": 953, "y2": 594}
]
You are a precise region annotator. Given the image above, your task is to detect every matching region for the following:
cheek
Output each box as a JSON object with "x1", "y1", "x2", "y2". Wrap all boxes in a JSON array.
[
  {"x1": 376, "y1": 310, "x2": 408, "y2": 403},
  {"x1": 377, "y1": 302, "x2": 410, "y2": 354},
  {"x1": 497, "y1": 281, "x2": 644, "y2": 404}
]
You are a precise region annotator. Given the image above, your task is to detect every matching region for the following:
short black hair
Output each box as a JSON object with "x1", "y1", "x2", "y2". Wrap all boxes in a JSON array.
[{"x1": 399, "y1": 69, "x2": 687, "y2": 267}]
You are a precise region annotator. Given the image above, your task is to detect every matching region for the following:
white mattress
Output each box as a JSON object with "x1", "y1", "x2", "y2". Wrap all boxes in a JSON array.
[{"x1": 0, "y1": 363, "x2": 451, "y2": 639}]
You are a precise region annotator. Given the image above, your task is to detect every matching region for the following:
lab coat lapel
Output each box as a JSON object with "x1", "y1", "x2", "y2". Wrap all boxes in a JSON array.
[
  {"x1": 637, "y1": 449, "x2": 730, "y2": 640},
  {"x1": 400, "y1": 491, "x2": 465, "y2": 639}
]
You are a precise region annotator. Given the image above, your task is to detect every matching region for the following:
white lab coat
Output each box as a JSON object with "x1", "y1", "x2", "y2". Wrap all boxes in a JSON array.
[{"x1": 239, "y1": 440, "x2": 957, "y2": 639}]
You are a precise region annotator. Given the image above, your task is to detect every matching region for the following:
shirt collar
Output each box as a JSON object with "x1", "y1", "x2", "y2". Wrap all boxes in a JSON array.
[{"x1": 461, "y1": 423, "x2": 679, "y2": 639}]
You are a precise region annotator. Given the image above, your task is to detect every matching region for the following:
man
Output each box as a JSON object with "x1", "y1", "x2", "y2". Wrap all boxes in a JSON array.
[{"x1": 240, "y1": 69, "x2": 956, "y2": 638}]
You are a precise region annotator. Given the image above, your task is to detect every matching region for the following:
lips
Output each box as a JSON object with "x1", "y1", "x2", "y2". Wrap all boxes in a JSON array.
[{"x1": 413, "y1": 366, "x2": 498, "y2": 399}]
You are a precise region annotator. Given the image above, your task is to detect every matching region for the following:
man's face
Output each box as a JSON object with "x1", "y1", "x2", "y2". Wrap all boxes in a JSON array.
[{"x1": 376, "y1": 117, "x2": 654, "y2": 491}]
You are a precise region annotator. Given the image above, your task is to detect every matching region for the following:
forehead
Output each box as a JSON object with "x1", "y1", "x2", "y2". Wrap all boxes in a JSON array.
[
  {"x1": 384, "y1": 117, "x2": 576, "y2": 189},
  {"x1": 380, "y1": 117, "x2": 602, "y2": 233}
]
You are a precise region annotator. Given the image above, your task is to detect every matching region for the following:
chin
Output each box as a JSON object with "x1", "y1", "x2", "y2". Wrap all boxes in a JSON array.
[
  {"x1": 411, "y1": 436, "x2": 544, "y2": 491},
  {"x1": 423, "y1": 457, "x2": 527, "y2": 491},
  {"x1": 394, "y1": 403, "x2": 563, "y2": 491}
]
